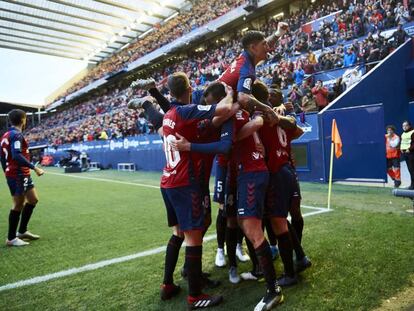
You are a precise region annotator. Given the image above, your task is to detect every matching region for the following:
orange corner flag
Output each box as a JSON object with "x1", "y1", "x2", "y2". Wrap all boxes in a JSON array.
[{"x1": 331, "y1": 119, "x2": 342, "y2": 158}]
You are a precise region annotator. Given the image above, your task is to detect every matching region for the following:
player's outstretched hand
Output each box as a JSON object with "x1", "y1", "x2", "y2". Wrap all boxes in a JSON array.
[
  {"x1": 264, "y1": 109, "x2": 279, "y2": 127},
  {"x1": 255, "y1": 141, "x2": 266, "y2": 157},
  {"x1": 274, "y1": 104, "x2": 288, "y2": 116},
  {"x1": 34, "y1": 166, "x2": 45, "y2": 177},
  {"x1": 222, "y1": 82, "x2": 234, "y2": 98},
  {"x1": 170, "y1": 133, "x2": 191, "y2": 152},
  {"x1": 275, "y1": 22, "x2": 289, "y2": 37}
]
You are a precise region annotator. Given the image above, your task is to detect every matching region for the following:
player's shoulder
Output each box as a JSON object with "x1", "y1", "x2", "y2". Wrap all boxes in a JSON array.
[{"x1": 9, "y1": 129, "x2": 23, "y2": 140}]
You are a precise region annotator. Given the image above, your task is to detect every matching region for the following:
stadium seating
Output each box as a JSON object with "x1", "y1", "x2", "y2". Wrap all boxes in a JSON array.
[{"x1": 27, "y1": 0, "x2": 414, "y2": 146}]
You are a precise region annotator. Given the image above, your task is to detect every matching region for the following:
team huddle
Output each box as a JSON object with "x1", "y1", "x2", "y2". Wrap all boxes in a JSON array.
[
  {"x1": 0, "y1": 21, "x2": 311, "y2": 311},
  {"x1": 128, "y1": 22, "x2": 311, "y2": 310}
]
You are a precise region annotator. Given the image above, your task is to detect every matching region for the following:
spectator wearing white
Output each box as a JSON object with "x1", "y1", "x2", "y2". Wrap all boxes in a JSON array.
[{"x1": 343, "y1": 68, "x2": 362, "y2": 89}]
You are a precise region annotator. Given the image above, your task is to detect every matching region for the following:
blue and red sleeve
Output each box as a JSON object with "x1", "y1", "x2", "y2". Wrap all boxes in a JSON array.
[
  {"x1": 236, "y1": 55, "x2": 256, "y2": 94},
  {"x1": 176, "y1": 104, "x2": 217, "y2": 121},
  {"x1": 190, "y1": 119, "x2": 234, "y2": 154}
]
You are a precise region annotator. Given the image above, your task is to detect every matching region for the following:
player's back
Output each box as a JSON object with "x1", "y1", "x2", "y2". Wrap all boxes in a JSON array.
[
  {"x1": 232, "y1": 110, "x2": 267, "y2": 173},
  {"x1": 260, "y1": 123, "x2": 294, "y2": 173},
  {"x1": 1, "y1": 128, "x2": 30, "y2": 177},
  {"x1": 161, "y1": 102, "x2": 216, "y2": 188}
]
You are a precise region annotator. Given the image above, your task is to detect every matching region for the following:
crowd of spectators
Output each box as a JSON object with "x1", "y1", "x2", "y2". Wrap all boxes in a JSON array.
[
  {"x1": 27, "y1": 88, "x2": 154, "y2": 145},
  {"x1": 57, "y1": 0, "x2": 245, "y2": 100},
  {"x1": 27, "y1": 0, "x2": 413, "y2": 145}
]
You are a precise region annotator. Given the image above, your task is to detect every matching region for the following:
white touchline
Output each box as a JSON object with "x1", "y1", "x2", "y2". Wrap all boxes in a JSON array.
[
  {"x1": 47, "y1": 172, "x2": 160, "y2": 189},
  {"x1": 0, "y1": 209, "x2": 331, "y2": 293}
]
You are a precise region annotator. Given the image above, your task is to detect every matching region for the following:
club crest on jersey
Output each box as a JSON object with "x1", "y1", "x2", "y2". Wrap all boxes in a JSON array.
[
  {"x1": 14, "y1": 141, "x2": 21, "y2": 150},
  {"x1": 243, "y1": 78, "x2": 252, "y2": 91},
  {"x1": 197, "y1": 105, "x2": 212, "y2": 111}
]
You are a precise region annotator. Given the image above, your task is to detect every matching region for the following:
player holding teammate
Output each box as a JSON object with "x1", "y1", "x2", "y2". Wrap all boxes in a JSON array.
[
  {"x1": 159, "y1": 72, "x2": 236, "y2": 309},
  {"x1": 1, "y1": 109, "x2": 44, "y2": 247}
]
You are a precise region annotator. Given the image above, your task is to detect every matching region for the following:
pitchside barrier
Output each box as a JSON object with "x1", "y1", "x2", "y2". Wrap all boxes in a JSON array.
[{"x1": 41, "y1": 39, "x2": 413, "y2": 181}]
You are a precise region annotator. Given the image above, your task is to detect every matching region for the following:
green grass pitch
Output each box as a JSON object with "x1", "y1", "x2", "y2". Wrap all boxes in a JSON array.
[{"x1": 0, "y1": 168, "x2": 413, "y2": 310}]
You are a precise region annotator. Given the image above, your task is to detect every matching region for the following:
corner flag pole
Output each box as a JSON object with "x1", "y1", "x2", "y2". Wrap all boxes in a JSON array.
[{"x1": 327, "y1": 139, "x2": 335, "y2": 210}]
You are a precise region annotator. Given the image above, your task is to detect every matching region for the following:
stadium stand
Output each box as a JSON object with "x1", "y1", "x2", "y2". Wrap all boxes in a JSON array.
[{"x1": 26, "y1": 0, "x2": 413, "y2": 147}]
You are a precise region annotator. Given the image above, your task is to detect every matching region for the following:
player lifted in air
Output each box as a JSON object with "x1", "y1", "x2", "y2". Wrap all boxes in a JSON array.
[{"x1": 1, "y1": 109, "x2": 45, "y2": 247}]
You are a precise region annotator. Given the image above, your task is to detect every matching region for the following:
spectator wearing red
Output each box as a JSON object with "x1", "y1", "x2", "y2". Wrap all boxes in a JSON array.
[
  {"x1": 385, "y1": 125, "x2": 401, "y2": 188},
  {"x1": 311, "y1": 80, "x2": 329, "y2": 111}
]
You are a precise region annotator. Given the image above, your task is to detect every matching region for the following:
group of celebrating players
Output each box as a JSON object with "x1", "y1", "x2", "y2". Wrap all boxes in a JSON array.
[
  {"x1": 0, "y1": 21, "x2": 312, "y2": 311},
  {"x1": 127, "y1": 22, "x2": 312, "y2": 310}
]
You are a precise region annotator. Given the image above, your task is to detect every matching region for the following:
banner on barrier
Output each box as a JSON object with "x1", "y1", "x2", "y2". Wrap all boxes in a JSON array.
[{"x1": 45, "y1": 135, "x2": 163, "y2": 154}]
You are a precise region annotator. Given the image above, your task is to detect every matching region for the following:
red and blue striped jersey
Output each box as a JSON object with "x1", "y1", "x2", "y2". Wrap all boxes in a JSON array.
[
  {"x1": 161, "y1": 102, "x2": 216, "y2": 188},
  {"x1": 1, "y1": 127, "x2": 31, "y2": 177}
]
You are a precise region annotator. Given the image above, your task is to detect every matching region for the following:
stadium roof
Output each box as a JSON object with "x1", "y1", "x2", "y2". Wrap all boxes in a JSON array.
[{"x1": 0, "y1": 0, "x2": 186, "y2": 63}]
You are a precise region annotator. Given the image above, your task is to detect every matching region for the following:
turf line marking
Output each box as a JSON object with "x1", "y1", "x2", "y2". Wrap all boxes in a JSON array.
[
  {"x1": 48, "y1": 173, "x2": 330, "y2": 212},
  {"x1": 0, "y1": 209, "x2": 331, "y2": 293},
  {"x1": 301, "y1": 205, "x2": 329, "y2": 211},
  {"x1": 0, "y1": 234, "x2": 216, "y2": 293},
  {"x1": 47, "y1": 172, "x2": 160, "y2": 189}
]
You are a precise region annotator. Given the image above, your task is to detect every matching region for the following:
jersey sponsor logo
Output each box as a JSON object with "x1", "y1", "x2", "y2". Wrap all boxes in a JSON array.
[
  {"x1": 14, "y1": 140, "x2": 21, "y2": 150},
  {"x1": 197, "y1": 105, "x2": 212, "y2": 111},
  {"x1": 163, "y1": 118, "x2": 175, "y2": 129},
  {"x1": 243, "y1": 78, "x2": 252, "y2": 91}
]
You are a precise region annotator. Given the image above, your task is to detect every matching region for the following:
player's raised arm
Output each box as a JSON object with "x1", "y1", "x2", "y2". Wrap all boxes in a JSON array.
[
  {"x1": 266, "y1": 21, "x2": 289, "y2": 47},
  {"x1": 213, "y1": 84, "x2": 237, "y2": 120},
  {"x1": 130, "y1": 78, "x2": 171, "y2": 113},
  {"x1": 238, "y1": 92, "x2": 279, "y2": 126}
]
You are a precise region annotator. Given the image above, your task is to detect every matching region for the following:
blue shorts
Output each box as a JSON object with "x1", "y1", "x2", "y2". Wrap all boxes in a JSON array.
[
  {"x1": 237, "y1": 171, "x2": 269, "y2": 219},
  {"x1": 266, "y1": 164, "x2": 300, "y2": 218},
  {"x1": 201, "y1": 185, "x2": 211, "y2": 217},
  {"x1": 213, "y1": 164, "x2": 227, "y2": 204},
  {"x1": 7, "y1": 175, "x2": 34, "y2": 196},
  {"x1": 161, "y1": 184, "x2": 204, "y2": 232},
  {"x1": 224, "y1": 179, "x2": 237, "y2": 218}
]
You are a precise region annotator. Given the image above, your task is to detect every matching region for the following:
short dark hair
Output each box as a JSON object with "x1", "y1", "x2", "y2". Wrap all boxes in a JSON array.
[
  {"x1": 386, "y1": 125, "x2": 396, "y2": 132},
  {"x1": 8, "y1": 109, "x2": 26, "y2": 126},
  {"x1": 403, "y1": 120, "x2": 412, "y2": 126},
  {"x1": 252, "y1": 80, "x2": 269, "y2": 104},
  {"x1": 241, "y1": 31, "x2": 266, "y2": 49},
  {"x1": 167, "y1": 72, "x2": 190, "y2": 99},
  {"x1": 203, "y1": 82, "x2": 226, "y2": 102}
]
